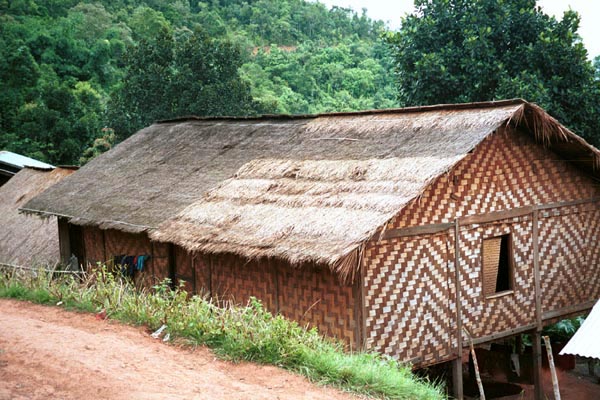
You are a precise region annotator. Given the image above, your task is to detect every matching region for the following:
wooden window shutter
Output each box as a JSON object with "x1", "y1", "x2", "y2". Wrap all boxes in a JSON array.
[{"x1": 483, "y1": 237, "x2": 502, "y2": 297}]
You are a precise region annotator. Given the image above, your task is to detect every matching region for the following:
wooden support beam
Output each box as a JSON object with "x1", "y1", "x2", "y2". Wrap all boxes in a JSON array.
[
  {"x1": 541, "y1": 300, "x2": 597, "y2": 321},
  {"x1": 57, "y1": 218, "x2": 71, "y2": 264},
  {"x1": 533, "y1": 330, "x2": 544, "y2": 400},
  {"x1": 167, "y1": 243, "x2": 176, "y2": 289},
  {"x1": 460, "y1": 205, "x2": 534, "y2": 225},
  {"x1": 381, "y1": 223, "x2": 454, "y2": 239},
  {"x1": 452, "y1": 358, "x2": 463, "y2": 400},
  {"x1": 533, "y1": 210, "x2": 542, "y2": 330},
  {"x1": 535, "y1": 197, "x2": 599, "y2": 211},
  {"x1": 470, "y1": 324, "x2": 537, "y2": 346},
  {"x1": 532, "y1": 209, "x2": 544, "y2": 400},
  {"x1": 452, "y1": 218, "x2": 464, "y2": 400}
]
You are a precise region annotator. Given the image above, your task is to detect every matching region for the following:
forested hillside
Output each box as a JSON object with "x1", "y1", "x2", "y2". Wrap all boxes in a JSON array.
[
  {"x1": 3, "y1": 0, "x2": 600, "y2": 166},
  {"x1": 0, "y1": 0, "x2": 398, "y2": 165}
]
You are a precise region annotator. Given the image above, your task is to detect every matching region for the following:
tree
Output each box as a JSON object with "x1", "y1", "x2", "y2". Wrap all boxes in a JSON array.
[
  {"x1": 107, "y1": 27, "x2": 259, "y2": 139},
  {"x1": 386, "y1": 0, "x2": 600, "y2": 146}
]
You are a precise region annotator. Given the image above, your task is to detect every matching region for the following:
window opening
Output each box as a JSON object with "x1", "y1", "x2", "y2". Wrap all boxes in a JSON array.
[{"x1": 483, "y1": 234, "x2": 513, "y2": 296}]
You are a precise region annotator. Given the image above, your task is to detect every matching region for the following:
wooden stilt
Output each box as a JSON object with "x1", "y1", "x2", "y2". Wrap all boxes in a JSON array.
[
  {"x1": 452, "y1": 357, "x2": 464, "y2": 400},
  {"x1": 531, "y1": 210, "x2": 544, "y2": 400},
  {"x1": 533, "y1": 330, "x2": 543, "y2": 400}
]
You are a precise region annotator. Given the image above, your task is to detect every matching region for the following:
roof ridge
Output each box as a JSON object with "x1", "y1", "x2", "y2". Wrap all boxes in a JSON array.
[{"x1": 155, "y1": 98, "x2": 528, "y2": 124}]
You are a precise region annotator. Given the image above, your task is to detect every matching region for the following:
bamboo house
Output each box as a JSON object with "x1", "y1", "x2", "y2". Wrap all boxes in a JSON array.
[
  {"x1": 1, "y1": 166, "x2": 75, "y2": 268},
  {"x1": 21, "y1": 99, "x2": 600, "y2": 396}
]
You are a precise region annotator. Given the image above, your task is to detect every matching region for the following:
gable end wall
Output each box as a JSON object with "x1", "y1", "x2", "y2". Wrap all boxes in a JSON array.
[{"x1": 362, "y1": 128, "x2": 600, "y2": 366}]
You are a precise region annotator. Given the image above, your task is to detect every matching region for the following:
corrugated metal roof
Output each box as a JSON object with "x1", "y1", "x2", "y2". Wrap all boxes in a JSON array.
[
  {"x1": 0, "y1": 151, "x2": 54, "y2": 170},
  {"x1": 559, "y1": 299, "x2": 600, "y2": 359}
]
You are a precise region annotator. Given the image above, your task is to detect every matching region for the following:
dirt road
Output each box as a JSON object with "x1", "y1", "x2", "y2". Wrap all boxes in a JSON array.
[{"x1": 0, "y1": 299, "x2": 354, "y2": 400}]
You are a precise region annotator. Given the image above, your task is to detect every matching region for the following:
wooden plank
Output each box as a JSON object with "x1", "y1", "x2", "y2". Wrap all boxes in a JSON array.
[
  {"x1": 452, "y1": 218, "x2": 463, "y2": 400},
  {"x1": 535, "y1": 197, "x2": 599, "y2": 211},
  {"x1": 533, "y1": 210, "x2": 542, "y2": 330},
  {"x1": 208, "y1": 254, "x2": 213, "y2": 299},
  {"x1": 57, "y1": 218, "x2": 70, "y2": 264},
  {"x1": 376, "y1": 198, "x2": 598, "y2": 243},
  {"x1": 470, "y1": 324, "x2": 537, "y2": 346},
  {"x1": 352, "y1": 268, "x2": 362, "y2": 351},
  {"x1": 360, "y1": 258, "x2": 367, "y2": 350},
  {"x1": 381, "y1": 223, "x2": 453, "y2": 239},
  {"x1": 102, "y1": 229, "x2": 107, "y2": 265},
  {"x1": 273, "y1": 258, "x2": 280, "y2": 314},
  {"x1": 542, "y1": 300, "x2": 596, "y2": 321},
  {"x1": 460, "y1": 206, "x2": 534, "y2": 225}
]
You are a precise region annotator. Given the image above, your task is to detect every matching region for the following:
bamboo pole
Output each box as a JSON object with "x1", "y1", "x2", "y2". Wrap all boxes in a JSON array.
[
  {"x1": 0, "y1": 262, "x2": 82, "y2": 275},
  {"x1": 543, "y1": 336, "x2": 561, "y2": 400},
  {"x1": 463, "y1": 327, "x2": 485, "y2": 400}
]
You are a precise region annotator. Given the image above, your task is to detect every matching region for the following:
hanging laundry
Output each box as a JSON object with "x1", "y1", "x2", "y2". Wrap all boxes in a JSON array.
[
  {"x1": 122, "y1": 255, "x2": 135, "y2": 276},
  {"x1": 136, "y1": 255, "x2": 149, "y2": 272}
]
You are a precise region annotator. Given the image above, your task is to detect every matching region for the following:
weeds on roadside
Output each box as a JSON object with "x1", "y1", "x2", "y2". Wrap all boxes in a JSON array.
[{"x1": 0, "y1": 266, "x2": 444, "y2": 400}]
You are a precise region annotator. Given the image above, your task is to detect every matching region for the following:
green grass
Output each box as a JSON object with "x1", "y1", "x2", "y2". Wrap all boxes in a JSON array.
[{"x1": 0, "y1": 266, "x2": 444, "y2": 399}]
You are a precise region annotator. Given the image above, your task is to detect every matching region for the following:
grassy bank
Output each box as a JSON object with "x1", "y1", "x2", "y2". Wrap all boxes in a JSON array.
[{"x1": 0, "y1": 267, "x2": 444, "y2": 399}]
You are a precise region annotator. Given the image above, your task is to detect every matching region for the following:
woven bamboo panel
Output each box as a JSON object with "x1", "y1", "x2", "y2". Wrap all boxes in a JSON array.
[
  {"x1": 389, "y1": 129, "x2": 596, "y2": 228},
  {"x1": 151, "y1": 241, "x2": 170, "y2": 284},
  {"x1": 193, "y1": 255, "x2": 211, "y2": 297},
  {"x1": 174, "y1": 245, "x2": 194, "y2": 293},
  {"x1": 538, "y1": 207, "x2": 600, "y2": 312},
  {"x1": 82, "y1": 227, "x2": 106, "y2": 268},
  {"x1": 211, "y1": 254, "x2": 277, "y2": 311},
  {"x1": 363, "y1": 234, "x2": 453, "y2": 365},
  {"x1": 364, "y1": 128, "x2": 600, "y2": 367},
  {"x1": 277, "y1": 262, "x2": 356, "y2": 346}
]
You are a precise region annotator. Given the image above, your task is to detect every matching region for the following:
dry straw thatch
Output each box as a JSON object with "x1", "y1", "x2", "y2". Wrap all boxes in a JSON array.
[
  {"x1": 22, "y1": 99, "x2": 600, "y2": 278},
  {"x1": 1, "y1": 167, "x2": 74, "y2": 267}
]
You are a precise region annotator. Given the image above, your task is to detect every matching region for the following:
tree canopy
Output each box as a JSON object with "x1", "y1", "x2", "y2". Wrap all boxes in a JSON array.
[
  {"x1": 0, "y1": 0, "x2": 397, "y2": 164},
  {"x1": 386, "y1": 0, "x2": 600, "y2": 146}
]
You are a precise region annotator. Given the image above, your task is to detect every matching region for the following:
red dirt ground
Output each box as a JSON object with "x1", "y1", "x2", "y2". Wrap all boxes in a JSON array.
[{"x1": 0, "y1": 299, "x2": 355, "y2": 400}]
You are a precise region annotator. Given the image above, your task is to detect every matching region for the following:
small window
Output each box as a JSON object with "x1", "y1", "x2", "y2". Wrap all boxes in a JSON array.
[{"x1": 482, "y1": 234, "x2": 513, "y2": 297}]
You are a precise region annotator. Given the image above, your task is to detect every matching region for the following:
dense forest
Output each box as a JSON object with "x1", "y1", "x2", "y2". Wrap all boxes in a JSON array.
[
  {"x1": 1, "y1": 0, "x2": 600, "y2": 165},
  {"x1": 0, "y1": 0, "x2": 398, "y2": 165}
]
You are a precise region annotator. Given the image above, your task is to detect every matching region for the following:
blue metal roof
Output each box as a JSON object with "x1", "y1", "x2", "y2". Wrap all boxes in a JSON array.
[{"x1": 0, "y1": 151, "x2": 54, "y2": 170}]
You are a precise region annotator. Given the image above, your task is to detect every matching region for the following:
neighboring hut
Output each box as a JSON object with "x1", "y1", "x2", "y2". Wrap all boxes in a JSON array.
[
  {"x1": 0, "y1": 166, "x2": 75, "y2": 268},
  {"x1": 0, "y1": 150, "x2": 54, "y2": 187},
  {"x1": 21, "y1": 99, "x2": 600, "y2": 397}
]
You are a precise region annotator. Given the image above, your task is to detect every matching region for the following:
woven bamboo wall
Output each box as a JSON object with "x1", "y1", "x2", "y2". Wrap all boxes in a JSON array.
[
  {"x1": 80, "y1": 227, "x2": 172, "y2": 287},
  {"x1": 193, "y1": 255, "x2": 211, "y2": 296},
  {"x1": 211, "y1": 254, "x2": 278, "y2": 310},
  {"x1": 363, "y1": 234, "x2": 453, "y2": 365},
  {"x1": 174, "y1": 245, "x2": 194, "y2": 293},
  {"x1": 363, "y1": 128, "x2": 600, "y2": 367},
  {"x1": 277, "y1": 263, "x2": 356, "y2": 346},
  {"x1": 152, "y1": 241, "x2": 170, "y2": 284},
  {"x1": 538, "y1": 205, "x2": 600, "y2": 311},
  {"x1": 209, "y1": 254, "x2": 356, "y2": 346},
  {"x1": 82, "y1": 226, "x2": 106, "y2": 267}
]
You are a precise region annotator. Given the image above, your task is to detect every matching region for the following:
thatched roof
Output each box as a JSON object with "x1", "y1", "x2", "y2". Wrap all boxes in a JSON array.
[
  {"x1": 22, "y1": 99, "x2": 600, "y2": 276},
  {"x1": 0, "y1": 167, "x2": 74, "y2": 267}
]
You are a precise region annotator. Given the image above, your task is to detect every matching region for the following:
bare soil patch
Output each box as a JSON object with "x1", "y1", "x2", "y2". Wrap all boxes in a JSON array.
[{"x1": 0, "y1": 299, "x2": 354, "y2": 400}]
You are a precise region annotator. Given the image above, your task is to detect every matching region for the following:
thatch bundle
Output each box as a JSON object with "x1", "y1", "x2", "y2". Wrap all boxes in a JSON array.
[
  {"x1": 22, "y1": 99, "x2": 600, "y2": 277},
  {"x1": 0, "y1": 167, "x2": 74, "y2": 267}
]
